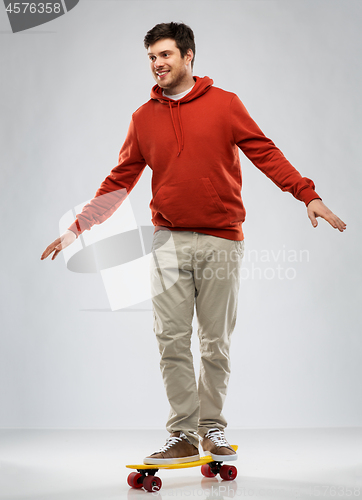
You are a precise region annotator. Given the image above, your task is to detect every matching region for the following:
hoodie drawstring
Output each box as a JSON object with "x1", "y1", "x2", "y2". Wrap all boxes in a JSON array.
[
  {"x1": 177, "y1": 101, "x2": 184, "y2": 155},
  {"x1": 168, "y1": 101, "x2": 184, "y2": 157}
]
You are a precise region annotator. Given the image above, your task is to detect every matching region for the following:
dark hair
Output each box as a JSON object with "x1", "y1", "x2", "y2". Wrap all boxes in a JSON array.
[{"x1": 144, "y1": 22, "x2": 196, "y2": 69}]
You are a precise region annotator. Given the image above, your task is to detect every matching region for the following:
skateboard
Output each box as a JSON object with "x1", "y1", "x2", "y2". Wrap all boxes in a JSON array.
[{"x1": 126, "y1": 445, "x2": 238, "y2": 492}]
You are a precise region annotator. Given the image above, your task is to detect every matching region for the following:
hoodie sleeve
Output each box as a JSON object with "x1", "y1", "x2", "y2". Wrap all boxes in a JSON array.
[
  {"x1": 230, "y1": 94, "x2": 321, "y2": 206},
  {"x1": 68, "y1": 117, "x2": 146, "y2": 237}
]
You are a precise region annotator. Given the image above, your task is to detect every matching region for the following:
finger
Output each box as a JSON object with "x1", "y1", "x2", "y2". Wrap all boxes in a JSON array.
[
  {"x1": 325, "y1": 214, "x2": 346, "y2": 231},
  {"x1": 335, "y1": 218, "x2": 347, "y2": 232},
  {"x1": 41, "y1": 238, "x2": 62, "y2": 259},
  {"x1": 308, "y1": 211, "x2": 318, "y2": 228},
  {"x1": 325, "y1": 215, "x2": 338, "y2": 229},
  {"x1": 41, "y1": 246, "x2": 55, "y2": 260},
  {"x1": 51, "y1": 248, "x2": 61, "y2": 260}
]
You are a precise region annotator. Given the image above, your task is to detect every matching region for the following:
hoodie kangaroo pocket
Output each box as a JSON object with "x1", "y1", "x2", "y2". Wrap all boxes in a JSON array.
[{"x1": 151, "y1": 178, "x2": 229, "y2": 228}]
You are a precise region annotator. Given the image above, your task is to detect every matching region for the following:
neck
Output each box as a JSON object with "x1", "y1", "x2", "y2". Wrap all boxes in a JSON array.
[{"x1": 163, "y1": 75, "x2": 195, "y2": 96}]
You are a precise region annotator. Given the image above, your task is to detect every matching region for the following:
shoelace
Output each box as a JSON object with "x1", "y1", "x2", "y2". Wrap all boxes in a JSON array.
[
  {"x1": 205, "y1": 428, "x2": 229, "y2": 447},
  {"x1": 156, "y1": 436, "x2": 183, "y2": 453}
]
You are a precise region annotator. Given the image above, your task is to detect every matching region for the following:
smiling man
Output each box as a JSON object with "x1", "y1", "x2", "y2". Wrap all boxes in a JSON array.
[{"x1": 41, "y1": 22, "x2": 346, "y2": 465}]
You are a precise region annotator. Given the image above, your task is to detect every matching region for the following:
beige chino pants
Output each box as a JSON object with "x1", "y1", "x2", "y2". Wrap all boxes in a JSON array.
[{"x1": 150, "y1": 230, "x2": 244, "y2": 447}]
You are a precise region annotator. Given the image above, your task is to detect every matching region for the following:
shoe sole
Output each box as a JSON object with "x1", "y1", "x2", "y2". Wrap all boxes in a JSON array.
[
  {"x1": 210, "y1": 452, "x2": 238, "y2": 461},
  {"x1": 143, "y1": 454, "x2": 200, "y2": 465}
]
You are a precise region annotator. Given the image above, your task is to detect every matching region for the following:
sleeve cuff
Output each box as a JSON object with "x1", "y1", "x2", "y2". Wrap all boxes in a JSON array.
[
  {"x1": 298, "y1": 189, "x2": 322, "y2": 207},
  {"x1": 67, "y1": 220, "x2": 82, "y2": 238}
]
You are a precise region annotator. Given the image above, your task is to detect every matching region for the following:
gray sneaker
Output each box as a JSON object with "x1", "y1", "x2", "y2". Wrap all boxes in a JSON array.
[{"x1": 143, "y1": 431, "x2": 200, "y2": 465}]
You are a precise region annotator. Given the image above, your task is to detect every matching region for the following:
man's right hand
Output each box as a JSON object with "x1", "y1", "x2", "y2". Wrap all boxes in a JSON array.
[{"x1": 41, "y1": 230, "x2": 77, "y2": 261}]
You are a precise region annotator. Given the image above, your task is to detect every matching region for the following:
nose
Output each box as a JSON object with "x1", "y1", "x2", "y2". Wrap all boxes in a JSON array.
[{"x1": 153, "y1": 57, "x2": 163, "y2": 69}]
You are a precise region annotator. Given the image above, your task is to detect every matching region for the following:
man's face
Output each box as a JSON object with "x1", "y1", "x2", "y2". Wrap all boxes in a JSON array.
[{"x1": 147, "y1": 38, "x2": 192, "y2": 91}]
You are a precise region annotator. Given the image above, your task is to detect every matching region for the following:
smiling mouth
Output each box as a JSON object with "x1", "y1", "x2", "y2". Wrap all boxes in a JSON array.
[{"x1": 156, "y1": 70, "x2": 170, "y2": 78}]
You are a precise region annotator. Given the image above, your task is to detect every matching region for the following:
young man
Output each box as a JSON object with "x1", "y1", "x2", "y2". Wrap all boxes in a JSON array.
[{"x1": 41, "y1": 23, "x2": 346, "y2": 464}]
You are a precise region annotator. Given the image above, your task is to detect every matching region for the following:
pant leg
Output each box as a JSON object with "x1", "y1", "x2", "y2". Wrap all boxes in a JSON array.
[
  {"x1": 150, "y1": 230, "x2": 200, "y2": 447},
  {"x1": 194, "y1": 235, "x2": 244, "y2": 438}
]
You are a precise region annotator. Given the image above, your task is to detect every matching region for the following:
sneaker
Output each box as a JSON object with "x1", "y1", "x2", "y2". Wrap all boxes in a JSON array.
[
  {"x1": 143, "y1": 431, "x2": 200, "y2": 465},
  {"x1": 201, "y1": 428, "x2": 238, "y2": 461}
]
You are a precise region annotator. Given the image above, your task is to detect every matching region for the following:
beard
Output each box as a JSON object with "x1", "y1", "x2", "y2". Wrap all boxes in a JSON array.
[{"x1": 155, "y1": 65, "x2": 188, "y2": 90}]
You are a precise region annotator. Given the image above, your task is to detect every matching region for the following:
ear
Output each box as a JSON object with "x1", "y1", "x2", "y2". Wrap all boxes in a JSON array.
[{"x1": 185, "y1": 49, "x2": 194, "y2": 67}]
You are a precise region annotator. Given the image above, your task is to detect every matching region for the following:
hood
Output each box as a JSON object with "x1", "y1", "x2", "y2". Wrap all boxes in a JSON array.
[
  {"x1": 150, "y1": 76, "x2": 214, "y2": 156},
  {"x1": 150, "y1": 75, "x2": 213, "y2": 104}
]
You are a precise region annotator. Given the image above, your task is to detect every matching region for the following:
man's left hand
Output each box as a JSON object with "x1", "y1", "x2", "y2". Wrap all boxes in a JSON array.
[{"x1": 307, "y1": 199, "x2": 346, "y2": 232}]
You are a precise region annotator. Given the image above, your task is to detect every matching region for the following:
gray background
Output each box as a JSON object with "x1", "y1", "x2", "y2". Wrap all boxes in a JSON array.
[{"x1": 0, "y1": 0, "x2": 361, "y2": 430}]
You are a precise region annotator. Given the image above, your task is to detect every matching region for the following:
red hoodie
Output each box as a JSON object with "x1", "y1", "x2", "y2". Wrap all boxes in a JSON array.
[{"x1": 68, "y1": 76, "x2": 320, "y2": 241}]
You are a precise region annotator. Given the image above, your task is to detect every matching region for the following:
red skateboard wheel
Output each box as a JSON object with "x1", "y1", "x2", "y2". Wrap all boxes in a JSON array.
[
  {"x1": 201, "y1": 463, "x2": 216, "y2": 477},
  {"x1": 219, "y1": 464, "x2": 237, "y2": 481},
  {"x1": 127, "y1": 471, "x2": 143, "y2": 488},
  {"x1": 143, "y1": 475, "x2": 162, "y2": 492}
]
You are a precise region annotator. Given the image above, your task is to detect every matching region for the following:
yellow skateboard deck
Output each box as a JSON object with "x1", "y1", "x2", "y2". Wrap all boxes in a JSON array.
[
  {"x1": 126, "y1": 445, "x2": 238, "y2": 470},
  {"x1": 126, "y1": 454, "x2": 214, "y2": 470}
]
